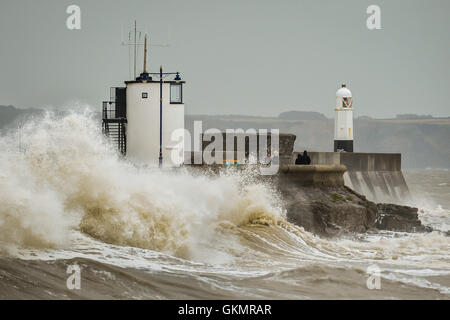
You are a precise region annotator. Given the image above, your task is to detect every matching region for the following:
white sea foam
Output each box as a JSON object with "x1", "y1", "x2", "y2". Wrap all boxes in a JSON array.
[{"x1": 0, "y1": 110, "x2": 282, "y2": 260}]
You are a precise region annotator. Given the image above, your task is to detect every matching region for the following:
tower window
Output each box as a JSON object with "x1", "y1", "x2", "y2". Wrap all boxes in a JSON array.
[
  {"x1": 142, "y1": 92, "x2": 148, "y2": 99},
  {"x1": 342, "y1": 97, "x2": 352, "y2": 108},
  {"x1": 170, "y1": 83, "x2": 182, "y2": 104}
]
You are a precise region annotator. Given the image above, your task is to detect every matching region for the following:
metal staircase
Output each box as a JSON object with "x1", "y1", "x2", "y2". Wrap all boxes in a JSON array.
[{"x1": 102, "y1": 100, "x2": 127, "y2": 155}]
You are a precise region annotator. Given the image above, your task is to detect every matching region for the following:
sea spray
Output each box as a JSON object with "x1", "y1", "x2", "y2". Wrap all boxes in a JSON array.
[
  {"x1": 0, "y1": 112, "x2": 84, "y2": 253},
  {"x1": 0, "y1": 109, "x2": 283, "y2": 258}
]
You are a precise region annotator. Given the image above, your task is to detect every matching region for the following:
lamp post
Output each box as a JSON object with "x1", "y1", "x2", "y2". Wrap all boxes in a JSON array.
[
  {"x1": 159, "y1": 65, "x2": 163, "y2": 167},
  {"x1": 144, "y1": 68, "x2": 182, "y2": 168}
]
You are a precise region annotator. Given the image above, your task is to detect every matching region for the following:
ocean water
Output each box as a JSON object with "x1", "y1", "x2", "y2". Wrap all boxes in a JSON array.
[{"x1": 0, "y1": 110, "x2": 449, "y2": 299}]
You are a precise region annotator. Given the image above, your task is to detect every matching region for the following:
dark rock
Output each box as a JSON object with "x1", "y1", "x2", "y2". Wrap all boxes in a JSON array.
[
  {"x1": 279, "y1": 184, "x2": 431, "y2": 237},
  {"x1": 375, "y1": 203, "x2": 432, "y2": 233},
  {"x1": 280, "y1": 185, "x2": 379, "y2": 237}
]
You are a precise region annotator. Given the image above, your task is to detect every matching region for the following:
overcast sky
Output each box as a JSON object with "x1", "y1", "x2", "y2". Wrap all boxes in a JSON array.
[{"x1": 0, "y1": 0, "x2": 449, "y2": 118}]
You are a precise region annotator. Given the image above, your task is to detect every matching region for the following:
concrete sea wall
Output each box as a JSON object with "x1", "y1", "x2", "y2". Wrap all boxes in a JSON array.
[
  {"x1": 302, "y1": 152, "x2": 410, "y2": 204},
  {"x1": 278, "y1": 165, "x2": 346, "y2": 187},
  {"x1": 184, "y1": 132, "x2": 410, "y2": 204}
]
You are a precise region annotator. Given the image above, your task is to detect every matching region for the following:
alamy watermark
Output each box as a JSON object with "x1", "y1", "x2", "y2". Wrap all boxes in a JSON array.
[
  {"x1": 65, "y1": 5, "x2": 381, "y2": 31},
  {"x1": 66, "y1": 263, "x2": 81, "y2": 290},
  {"x1": 170, "y1": 121, "x2": 280, "y2": 175},
  {"x1": 66, "y1": 5, "x2": 81, "y2": 30},
  {"x1": 366, "y1": 5, "x2": 381, "y2": 30},
  {"x1": 366, "y1": 264, "x2": 381, "y2": 290}
]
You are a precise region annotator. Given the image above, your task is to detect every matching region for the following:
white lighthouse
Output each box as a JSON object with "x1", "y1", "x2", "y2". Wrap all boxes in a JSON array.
[
  {"x1": 102, "y1": 30, "x2": 185, "y2": 167},
  {"x1": 334, "y1": 84, "x2": 354, "y2": 152}
]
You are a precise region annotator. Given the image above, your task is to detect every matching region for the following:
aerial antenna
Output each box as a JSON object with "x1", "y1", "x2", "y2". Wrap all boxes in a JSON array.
[
  {"x1": 121, "y1": 21, "x2": 172, "y2": 79},
  {"x1": 122, "y1": 20, "x2": 145, "y2": 79}
]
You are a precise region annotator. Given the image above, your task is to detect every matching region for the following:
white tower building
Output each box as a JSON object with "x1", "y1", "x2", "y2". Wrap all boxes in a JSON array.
[
  {"x1": 102, "y1": 32, "x2": 185, "y2": 167},
  {"x1": 334, "y1": 84, "x2": 354, "y2": 152},
  {"x1": 125, "y1": 69, "x2": 185, "y2": 167}
]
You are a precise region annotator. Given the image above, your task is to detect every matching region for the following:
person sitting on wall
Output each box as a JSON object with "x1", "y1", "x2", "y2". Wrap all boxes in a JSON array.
[
  {"x1": 295, "y1": 151, "x2": 311, "y2": 165},
  {"x1": 303, "y1": 150, "x2": 311, "y2": 165}
]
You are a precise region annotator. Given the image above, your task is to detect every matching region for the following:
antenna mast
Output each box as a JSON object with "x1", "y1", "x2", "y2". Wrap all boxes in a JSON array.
[
  {"x1": 121, "y1": 21, "x2": 171, "y2": 79},
  {"x1": 143, "y1": 34, "x2": 148, "y2": 73},
  {"x1": 122, "y1": 20, "x2": 143, "y2": 80},
  {"x1": 134, "y1": 20, "x2": 137, "y2": 79}
]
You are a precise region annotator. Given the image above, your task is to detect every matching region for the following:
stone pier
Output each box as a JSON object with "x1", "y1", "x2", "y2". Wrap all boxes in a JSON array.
[
  {"x1": 301, "y1": 152, "x2": 410, "y2": 204},
  {"x1": 185, "y1": 132, "x2": 410, "y2": 204}
]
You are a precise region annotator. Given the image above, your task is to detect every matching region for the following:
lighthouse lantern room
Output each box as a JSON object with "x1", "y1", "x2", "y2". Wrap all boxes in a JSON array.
[
  {"x1": 334, "y1": 84, "x2": 354, "y2": 152},
  {"x1": 102, "y1": 28, "x2": 185, "y2": 167}
]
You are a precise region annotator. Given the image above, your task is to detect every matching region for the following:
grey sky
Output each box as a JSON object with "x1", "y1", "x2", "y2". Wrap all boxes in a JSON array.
[{"x1": 0, "y1": 0, "x2": 449, "y2": 118}]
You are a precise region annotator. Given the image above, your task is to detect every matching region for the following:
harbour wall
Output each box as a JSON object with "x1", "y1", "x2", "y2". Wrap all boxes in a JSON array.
[
  {"x1": 278, "y1": 165, "x2": 346, "y2": 187},
  {"x1": 186, "y1": 133, "x2": 296, "y2": 165},
  {"x1": 184, "y1": 132, "x2": 410, "y2": 204},
  {"x1": 298, "y1": 152, "x2": 410, "y2": 204}
]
